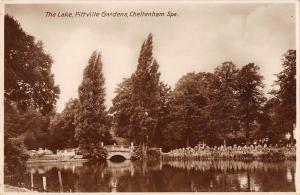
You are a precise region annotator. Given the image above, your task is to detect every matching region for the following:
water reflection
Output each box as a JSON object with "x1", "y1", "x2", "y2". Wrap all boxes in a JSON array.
[{"x1": 8, "y1": 160, "x2": 296, "y2": 192}]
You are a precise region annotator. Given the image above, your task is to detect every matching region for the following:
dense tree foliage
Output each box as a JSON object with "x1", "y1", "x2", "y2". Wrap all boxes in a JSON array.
[
  {"x1": 4, "y1": 136, "x2": 29, "y2": 178},
  {"x1": 4, "y1": 15, "x2": 59, "y2": 114},
  {"x1": 271, "y1": 50, "x2": 296, "y2": 142},
  {"x1": 4, "y1": 15, "x2": 60, "y2": 175},
  {"x1": 209, "y1": 62, "x2": 240, "y2": 145},
  {"x1": 152, "y1": 82, "x2": 172, "y2": 147},
  {"x1": 48, "y1": 98, "x2": 80, "y2": 151},
  {"x1": 110, "y1": 78, "x2": 134, "y2": 139},
  {"x1": 256, "y1": 98, "x2": 280, "y2": 144},
  {"x1": 109, "y1": 37, "x2": 296, "y2": 151},
  {"x1": 236, "y1": 63, "x2": 266, "y2": 144},
  {"x1": 110, "y1": 34, "x2": 162, "y2": 153},
  {"x1": 5, "y1": 102, "x2": 53, "y2": 150},
  {"x1": 130, "y1": 34, "x2": 161, "y2": 147},
  {"x1": 21, "y1": 110, "x2": 51, "y2": 149},
  {"x1": 110, "y1": 78, "x2": 172, "y2": 148},
  {"x1": 75, "y1": 51, "x2": 113, "y2": 159},
  {"x1": 163, "y1": 72, "x2": 214, "y2": 148}
]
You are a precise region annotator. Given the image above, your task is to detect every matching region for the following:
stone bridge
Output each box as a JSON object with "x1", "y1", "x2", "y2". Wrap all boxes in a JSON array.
[{"x1": 104, "y1": 145, "x2": 134, "y2": 160}]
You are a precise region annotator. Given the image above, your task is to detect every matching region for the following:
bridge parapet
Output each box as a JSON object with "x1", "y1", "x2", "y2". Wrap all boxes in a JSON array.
[
  {"x1": 105, "y1": 145, "x2": 134, "y2": 160},
  {"x1": 105, "y1": 145, "x2": 134, "y2": 151}
]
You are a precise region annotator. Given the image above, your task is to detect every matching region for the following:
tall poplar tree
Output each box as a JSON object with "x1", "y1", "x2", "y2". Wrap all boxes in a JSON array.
[
  {"x1": 130, "y1": 34, "x2": 161, "y2": 152},
  {"x1": 75, "y1": 51, "x2": 112, "y2": 159}
]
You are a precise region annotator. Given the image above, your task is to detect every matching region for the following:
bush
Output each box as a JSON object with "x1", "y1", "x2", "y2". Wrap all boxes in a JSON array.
[
  {"x1": 233, "y1": 153, "x2": 254, "y2": 161},
  {"x1": 132, "y1": 147, "x2": 142, "y2": 160},
  {"x1": 4, "y1": 137, "x2": 29, "y2": 178},
  {"x1": 132, "y1": 147, "x2": 161, "y2": 161},
  {"x1": 147, "y1": 148, "x2": 161, "y2": 161},
  {"x1": 79, "y1": 143, "x2": 108, "y2": 161},
  {"x1": 259, "y1": 149, "x2": 285, "y2": 161}
]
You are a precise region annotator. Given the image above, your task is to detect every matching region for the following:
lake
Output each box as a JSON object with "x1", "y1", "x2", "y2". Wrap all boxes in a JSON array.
[{"x1": 7, "y1": 160, "x2": 296, "y2": 192}]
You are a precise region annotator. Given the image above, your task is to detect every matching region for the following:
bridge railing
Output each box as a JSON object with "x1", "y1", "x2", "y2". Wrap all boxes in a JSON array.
[{"x1": 104, "y1": 145, "x2": 134, "y2": 151}]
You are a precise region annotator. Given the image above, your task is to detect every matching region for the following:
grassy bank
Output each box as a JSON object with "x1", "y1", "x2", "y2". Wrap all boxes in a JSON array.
[{"x1": 4, "y1": 184, "x2": 36, "y2": 192}]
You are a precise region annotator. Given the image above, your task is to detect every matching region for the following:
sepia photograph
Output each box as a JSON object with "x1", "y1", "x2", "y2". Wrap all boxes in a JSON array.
[{"x1": 1, "y1": 0, "x2": 298, "y2": 193}]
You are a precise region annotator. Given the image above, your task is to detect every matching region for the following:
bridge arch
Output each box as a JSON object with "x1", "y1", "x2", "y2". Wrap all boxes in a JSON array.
[
  {"x1": 109, "y1": 154, "x2": 127, "y2": 162},
  {"x1": 105, "y1": 145, "x2": 133, "y2": 161},
  {"x1": 107, "y1": 153, "x2": 131, "y2": 161}
]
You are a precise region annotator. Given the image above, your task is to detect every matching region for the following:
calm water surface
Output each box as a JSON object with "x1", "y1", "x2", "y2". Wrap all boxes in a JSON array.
[{"x1": 7, "y1": 160, "x2": 296, "y2": 192}]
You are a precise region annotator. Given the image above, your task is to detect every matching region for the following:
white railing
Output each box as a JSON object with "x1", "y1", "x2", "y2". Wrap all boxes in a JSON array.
[{"x1": 104, "y1": 145, "x2": 133, "y2": 152}]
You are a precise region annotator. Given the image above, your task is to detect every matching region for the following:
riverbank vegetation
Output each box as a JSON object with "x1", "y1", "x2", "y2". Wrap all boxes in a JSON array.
[
  {"x1": 4, "y1": 14, "x2": 296, "y2": 179},
  {"x1": 162, "y1": 145, "x2": 296, "y2": 161}
]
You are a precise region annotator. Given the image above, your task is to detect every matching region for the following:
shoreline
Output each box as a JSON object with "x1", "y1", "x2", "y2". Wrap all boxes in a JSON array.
[
  {"x1": 27, "y1": 158, "x2": 89, "y2": 164},
  {"x1": 4, "y1": 184, "x2": 37, "y2": 192}
]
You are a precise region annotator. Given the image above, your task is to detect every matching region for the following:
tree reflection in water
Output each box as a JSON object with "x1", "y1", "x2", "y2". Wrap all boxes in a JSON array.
[{"x1": 12, "y1": 160, "x2": 295, "y2": 192}]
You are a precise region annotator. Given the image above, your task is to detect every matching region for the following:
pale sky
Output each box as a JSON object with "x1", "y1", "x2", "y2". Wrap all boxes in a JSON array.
[{"x1": 5, "y1": 2, "x2": 296, "y2": 112}]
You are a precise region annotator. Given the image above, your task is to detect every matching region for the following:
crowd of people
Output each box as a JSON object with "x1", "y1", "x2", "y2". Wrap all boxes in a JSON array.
[{"x1": 163, "y1": 143, "x2": 296, "y2": 161}]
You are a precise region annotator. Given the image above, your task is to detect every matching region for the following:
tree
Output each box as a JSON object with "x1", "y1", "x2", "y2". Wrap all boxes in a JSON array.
[
  {"x1": 4, "y1": 103, "x2": 30, "y2": 176},
  {"x1": 271, "y1": 50, "x2": 296, "y2": 143},
  {"x1": 165, "y1": 72, "x2": 214, "y2": 148},
  {"x1": 110, "y1": 78, "x2": 171, "y2": 149},
  {"x1": 4, "y1": 102, "x2": 53, "y2": 150},
  {"x1": 4, "y1": 136, "x2": 29, "y2": 179},
  {"x1": 48, "y1": 98, "x2": 80, "y2": 151},
  {"x1": 256, "y1": 97, "x2": 281, "y2": 144},
  {"x1": 110, "y1": 34, "x2": 161, "y2": 157},
  {"x1": 22, "y1": 110, "x2": 51, "y2": 150},
  {"x1": 75, "y1": 51, "x2": 112, "y2": 160},
  {"x1": 110, "y1": 78, "x2": 134, "y2": 139},
  {"x1": 4, "y1": 15, "x2": 59, "y2": 114},
  {"x1": 152, "y1": 82, "x2": 172, "y2": 147},
  {"x1": 4, "y1": 15, "x2": 59, "y2": 176},
  {"x1": 237, "y1": 63, "x2": 266, "y2": 144},
  {"x1": 130, "y1": 34, "x2": 161, "y2": 150},
  {"x1": 209, "y1": 62, "x2": 240, "y2": 145}
]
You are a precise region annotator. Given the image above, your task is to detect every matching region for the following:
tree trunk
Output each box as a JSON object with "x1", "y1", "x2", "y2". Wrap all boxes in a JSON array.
[
  {"x1": 291, "y1": 126, "x2": 294, "y2": 145},
  {"x1": 186, "y1": 137, "x2": 189, "y2": 148},
  {"x1": 186, "y1": 124, "x2": 191, "y2": 148},
  {"x1": 142, "y1": 141, "x2": 147, "y2": 159},
  {"x1": 245, "y1": 122, "x2": 250, "y2": 145}
]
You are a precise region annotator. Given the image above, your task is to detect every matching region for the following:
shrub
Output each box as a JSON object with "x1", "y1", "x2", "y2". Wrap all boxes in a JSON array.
[
  {"x1": 4, "y1": 137, "x2": 29, "y2": 178},
  {"x1": 259, "y1": 149, "x2": 285, "y2": 161},
  {"x1": 147, "y1": 148, "x2": 161, "y2": 161},
  {"x1": 79, "y1": 143, "x2": 108, "y2": 161},
  {"x1": 132, "y1": 147, "x2": 161, "y2": 160},
  {"x1": 234, "y1": 153, "x2": 254, "y2": 161},
  {"x1": 132, "y1": 147, "x2": 142, "y2": 160}
]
